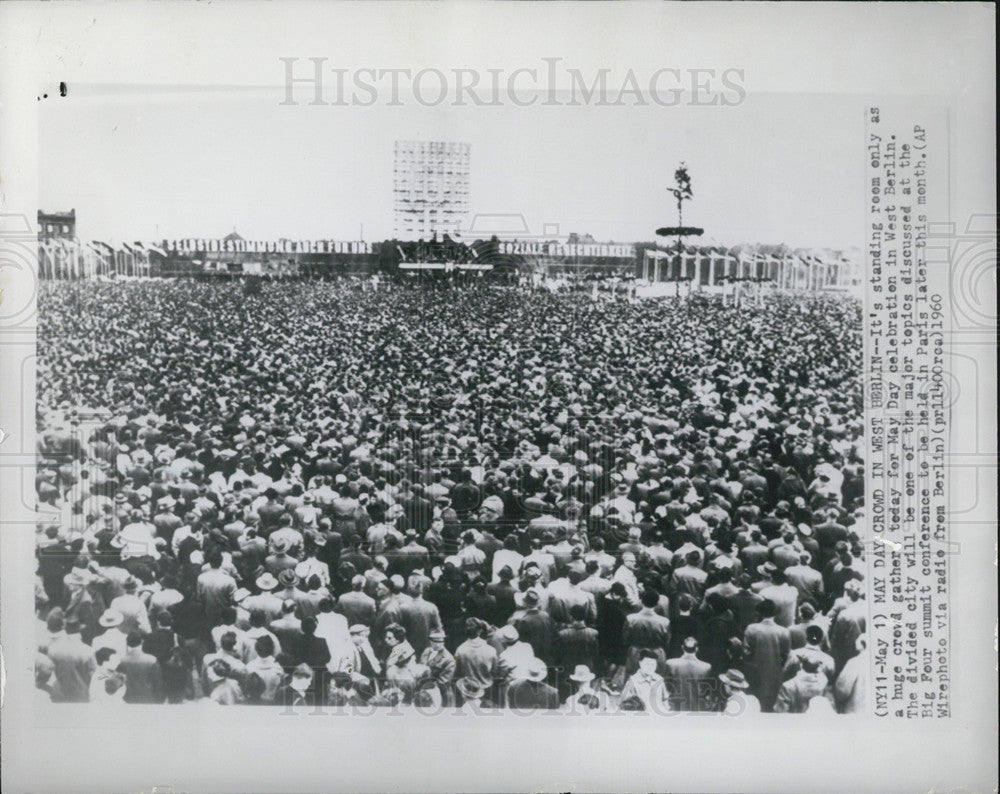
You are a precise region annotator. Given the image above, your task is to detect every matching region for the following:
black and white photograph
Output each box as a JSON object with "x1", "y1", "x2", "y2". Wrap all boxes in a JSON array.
[{"x1": 1, "y1": 3, "x2": 995, "y2": 792}]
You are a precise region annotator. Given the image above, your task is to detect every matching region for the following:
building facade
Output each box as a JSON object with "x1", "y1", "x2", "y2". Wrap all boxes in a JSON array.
[
  {"x1": 38, "y1": 209, "x2": 76, "y2": 240},
  {"x1": 393, "y1": 140, "x2": 470, "y2": 240}
]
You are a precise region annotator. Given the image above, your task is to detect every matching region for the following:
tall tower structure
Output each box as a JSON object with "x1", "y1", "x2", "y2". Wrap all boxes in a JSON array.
[{"x1": 393, "y1": 140, "x2": 470, "y2": 240}]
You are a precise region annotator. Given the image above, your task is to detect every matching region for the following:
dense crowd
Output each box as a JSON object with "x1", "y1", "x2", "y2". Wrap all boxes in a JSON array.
[{"x1": 35, "y1": 278, "x2": 867, "y2": 714}]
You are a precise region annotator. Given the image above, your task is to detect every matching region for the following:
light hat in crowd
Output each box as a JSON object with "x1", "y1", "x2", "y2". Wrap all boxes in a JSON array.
[
  {"x1": 495, "y1": 625, "x2": 519, "y2": 644},
  {"x1": 98, "y1": 609, "x2": 124, "y2": 628},
  {"x1": 719, "y1": 669, "x2": 750, "y2": 690},
  {"x1": 516, "y1": 588, "x2": 541, "y2": 608},
  {"x1": 522, "y1": 658, "x2": 548, "y2": 682},
  {"x1": 569, "y1": 665, "x2": 595, "y2": 683},
  {"x1": 255, "y1": 572, "x2": 279, "y2": 591}
]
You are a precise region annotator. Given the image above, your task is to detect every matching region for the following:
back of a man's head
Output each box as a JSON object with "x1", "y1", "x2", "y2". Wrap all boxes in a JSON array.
[
  {"x1": 641, "y1": 589, "x2": 660, "y2": 609},
  {"x1": 758, "y1": 599, "x2": 777, "y2": 619},
  {"x1": 255, "y1": 634, "x2": 275, "y2": 658}
]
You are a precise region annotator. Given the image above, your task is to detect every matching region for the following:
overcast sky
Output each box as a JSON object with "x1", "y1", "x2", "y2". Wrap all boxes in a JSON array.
[
  {"x1": 29, "y1": 1, "x2": 928, "y2": 251},
  {"x1": 41, "y1": 87, "x2": 862, "y2": 249}
]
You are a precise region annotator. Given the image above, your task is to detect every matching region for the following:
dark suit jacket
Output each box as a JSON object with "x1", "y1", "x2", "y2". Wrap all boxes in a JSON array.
[
  {"x1": 744, "y1": 619, "x2": 791, "y2": 711},
  {"x1": 554, "y1": 623, "x2": 599, "y2": 673},
  {"x1": 337, "y1": 590, "x2": 377, "y2": 628},
  {"x1": 507, "y1": 679, "x2": 560, "y2": 710},
  {"x1": 399, "y1": 598, "x2": 443, "y2": 656},
  {"x1": 664, "y1": 654, "x2": 713, "y2": 711},
  {"x1": 512, "y1": 609, "x2": 554, "y2": 663},
  {"x1": 624, "y1": 609, "x2": 672, "y2": 653}
]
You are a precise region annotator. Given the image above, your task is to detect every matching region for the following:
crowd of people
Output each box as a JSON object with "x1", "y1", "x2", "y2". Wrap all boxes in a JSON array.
[{"x1": 35, "y1": 278, "x2": 867, "y2": 714}]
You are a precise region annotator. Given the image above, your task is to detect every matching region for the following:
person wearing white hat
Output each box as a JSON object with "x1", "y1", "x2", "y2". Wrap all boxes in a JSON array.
[
  {"x1": 242, "y1": 574, "x2": 284, "y2": 622},
  {"x1": 109, "y1": 578, "x2": 152, "y2": 636},
  {"x1": 493, "y1": 624, "x2": 534, "y2": 683},
  {"x1": 506, "y1": 657, "x2": 560, "y2": 710},
  {"x1": 92, "y1": 610, "x2": 128, "y2": 657},
  {"x1": 561, "y1": 664, "x2": 610, "y2": 714}
]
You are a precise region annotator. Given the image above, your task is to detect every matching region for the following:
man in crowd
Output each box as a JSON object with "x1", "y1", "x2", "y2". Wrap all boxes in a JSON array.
[{"x1": 34, "y1": 280, "x2": 865, "y2": 711}]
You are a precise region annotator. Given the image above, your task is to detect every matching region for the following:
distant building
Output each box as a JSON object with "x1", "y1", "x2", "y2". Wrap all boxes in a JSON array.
[
  {"x1": 38, "y1": 209, "x2": 76, "y2": 240},
  {"x1": 393, "y1": 140, "x2": 470, "y2": 241}
]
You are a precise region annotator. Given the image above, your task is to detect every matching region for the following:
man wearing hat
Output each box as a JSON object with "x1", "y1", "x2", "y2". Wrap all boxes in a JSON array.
[
  {"x1": 717, "y1": 668, "x2": 753, "y2": 714},
  {"x1": 492, "y1": 533, "x2": 524, "y2": 583},
  {"x1": 783, "y1": 550, "x2": 825, "y2": 607},
  {"x1": 295, "y1": 535, "x2": 331, "y2": 589},
  {"x1": 455, "y1": 618, "x2": 498, "y2": 698},
  {"x1": 829, "y1": 579, "x2": 866, "y2": 674},
  {"x1": 197, "y1": 549, "x2": 238, "y2": 626},
  {"x1": 109, "y1": 577, "x2": 152, "y2": 636},
  {"x1": 774, "y1": 656, "x2": 833, "y2": 714},
  {"x1": 623, "y1": 589, "x2": 672, "y2": 676},
  {"x1": 521, "y1": 540, "x2": 556, "y2": 586},
  {"x1": 92, "y1": 609, "x2": 128, "y2": 657},
  {"x1": 757, "y1": 567, "x2": 799, "y2": 628},
  {"x1": 554, "y1": 603, "x2": 600, "y2": 694},
  {"x1": 398, "y1": 529, "x2": 430, "y2": 577},
  {"x1": 244, "y1": 573, "x2": 284, "y2": 621},
  {"x1": 561, "y1": 664, "x2": 609, "y2": 713},
  {"x1": 419, "y1": 629, "x2": 456, "y2": 706},
  {"x1": 493, "y1": 624, "x2": 535, "y2": 683},
  {"x1": 506, "y1": 657, "x2": 560, "y2": 711},
  {"x1": 796, "y1": 521, "x2": 821, "y2": 563},
  {"x1": 770, "y1": 526, "x2": 803, "y2": 571},
  {"x1": 275, "y1": 567, "x2": 303, "y2": 603},
  {"x1": 264, "y1": 536, "x2": 298, "y2": 578},
  {"x1": 509, "y1": 588, "x2": 554, "y2": 664},
  {"x1": 343, "y1": 624, "x2": 381, "y2": 691},
  {"x1": 738, "y1": 529, "x2": 770, "y2": 571}
]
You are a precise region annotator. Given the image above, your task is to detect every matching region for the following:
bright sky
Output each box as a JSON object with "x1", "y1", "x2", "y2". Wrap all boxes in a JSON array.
[
  {"x1": 41, "y1": 88, "x2": 862, "y2": 249},
  {"x1": 32, "y1": 0, "x2": 969, "y2": 251}
]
